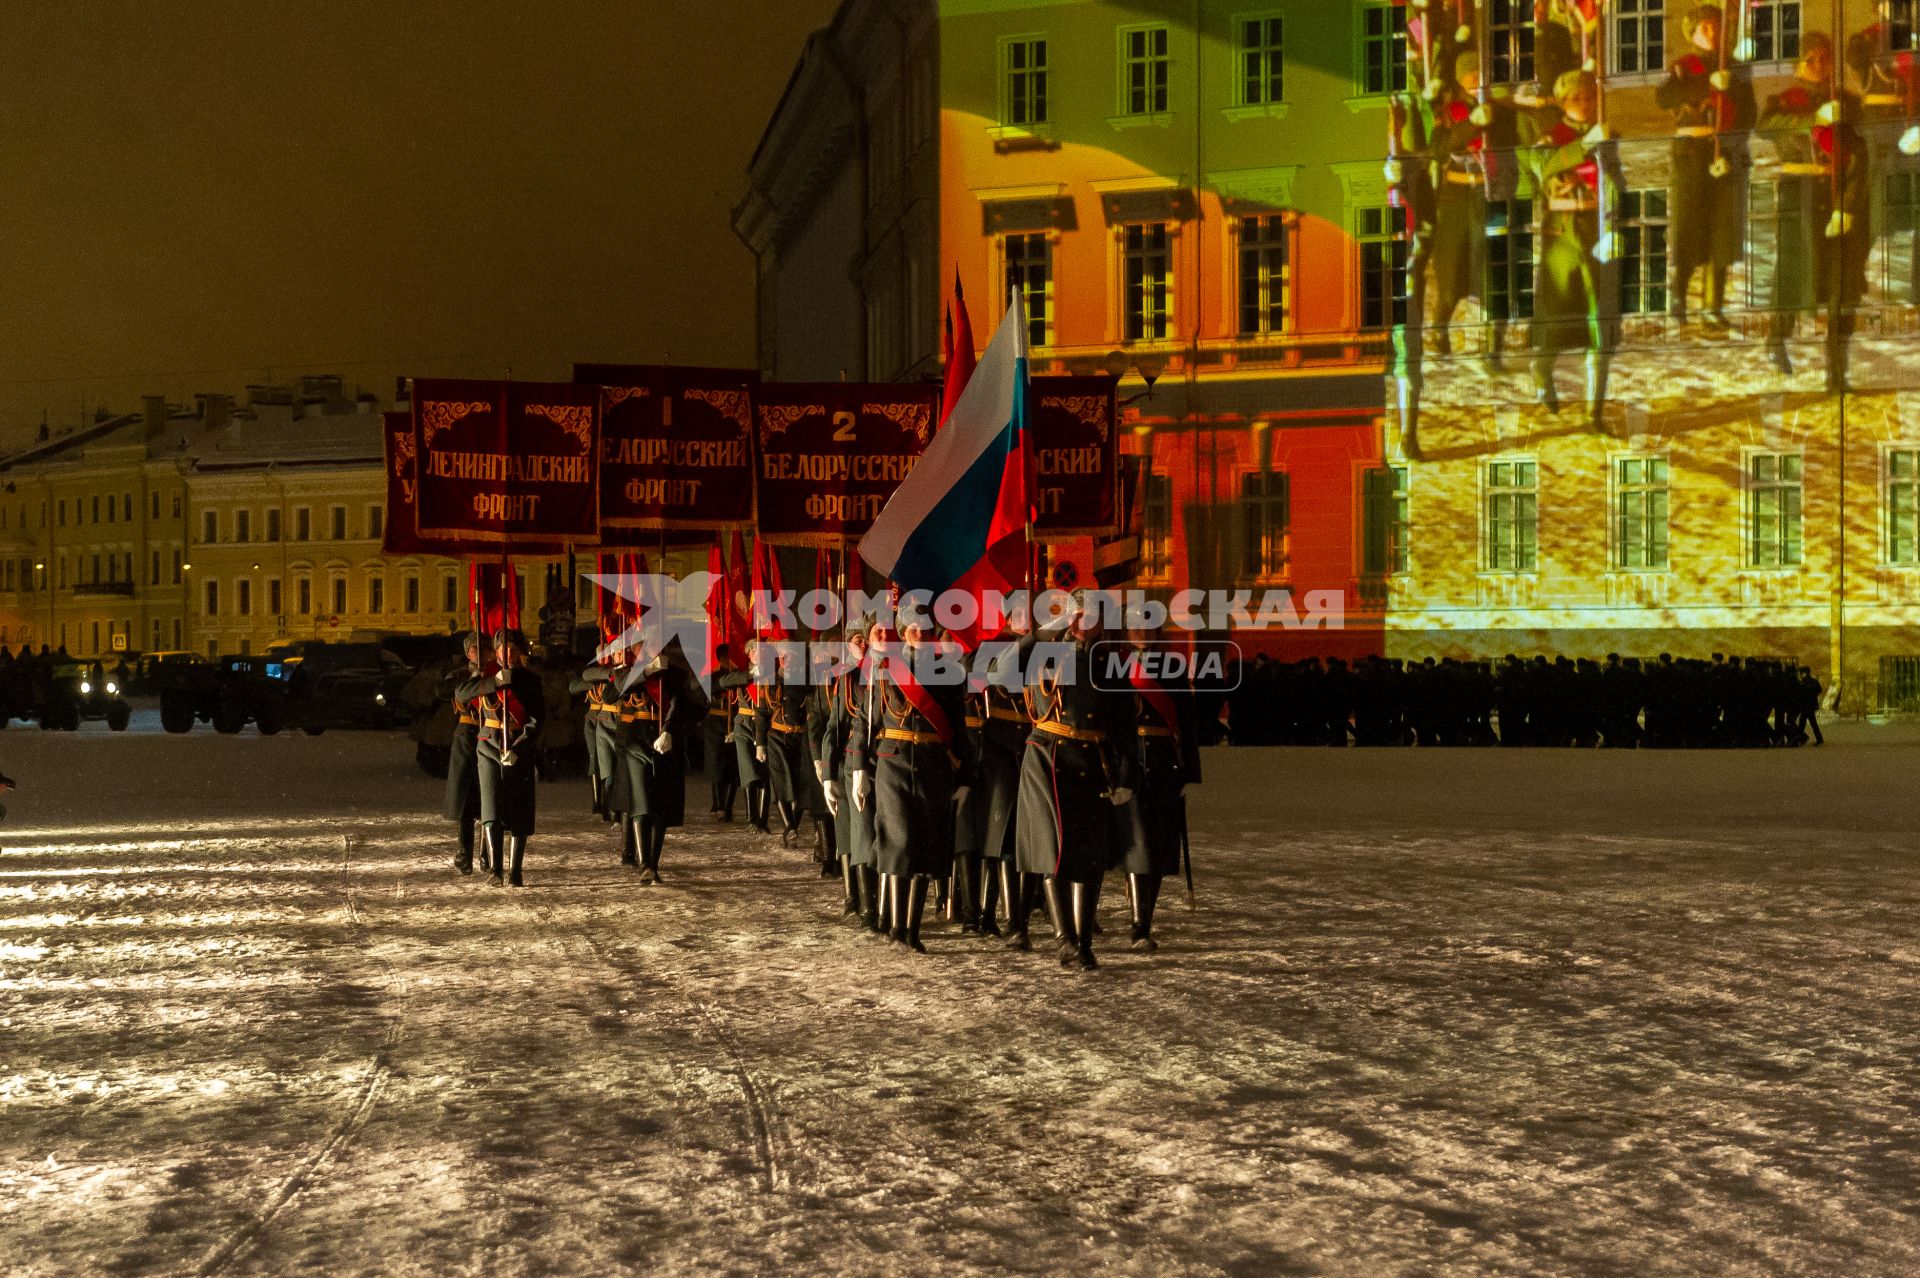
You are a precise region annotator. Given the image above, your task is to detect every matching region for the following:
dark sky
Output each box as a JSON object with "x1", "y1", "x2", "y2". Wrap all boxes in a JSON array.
[{"x1": 0, "y1": 0, "x2": 841, "y2": 448}]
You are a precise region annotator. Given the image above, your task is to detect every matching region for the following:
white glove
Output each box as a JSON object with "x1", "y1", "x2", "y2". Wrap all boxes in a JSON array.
[
  {"x1": 1470, "y1": 104, "x2": 1492, "y2": 127},
  {"x1": 1709, "y1": 155, "x2": 1731, "y2": 179},
  {"x1": 652, "y1": 731, "x2": 672, "y2": 754},
  {"x1": 825, "y1": 780, "x2": 842, "y2": 818},
  {"x1": 1583, "y1": 122, "x2": 1611, "y2": 145},
  {"x1": 1901, "y1": 124, "x2": 1920, "y2": 157},
  {"x1": 1709, "y1": 70, "x2": 1730, "y2": 92},
  {"x1": 755, "y1": 745, "x2": 767, "y2": 763},
  {"x1": 1382, "y1": 157, "x2": 1404, "y2": 185},
  {"x1": 1593, "y1": 231, "x2": 1616, "y2": 264},
  {"x1": 1108, "y1": 786, "x2": 1134, "y2": 807},
  {"x1": 1455, "y1": 23, "x2": 1471, "y2": 44},
  {"x1": 852, "y1": 769, "x2": 870, "y2": 812},
  {"x1": 495, "y1": 669, "x2": 512, "y2": 687},
  {"x1": 1734, "y1": 36, "x2": 1755, "y2": 62},
  {"x1": 1826, "y1": 209, "x2": 1854, "y2": 239},
  {"x1": 813, "y1": 759, "x2": 828, "y2": 784},
  {"x1": 1815, "y1": 100, "x2": 1838, "y2": 126},
  {"x1": 1513, "y1": 84, "x2": 1544, "y2": 109}
]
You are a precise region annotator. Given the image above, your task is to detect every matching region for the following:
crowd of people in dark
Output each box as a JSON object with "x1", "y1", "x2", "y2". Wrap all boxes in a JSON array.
[{"x1": 1222, "y1": 653, "x2": 1825, "y2": 750}]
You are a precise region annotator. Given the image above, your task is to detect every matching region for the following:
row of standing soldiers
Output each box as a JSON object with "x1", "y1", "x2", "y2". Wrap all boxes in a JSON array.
[
  {"x1": 535, "y1": 606, "x2": 1206, "y2": 970},
  {"x1": 1394, "y1": 2, "x2": 1918, "y2": 454},
  {"x1": 1228, "y1": 652, "x2": 1823, "y2": 749}
]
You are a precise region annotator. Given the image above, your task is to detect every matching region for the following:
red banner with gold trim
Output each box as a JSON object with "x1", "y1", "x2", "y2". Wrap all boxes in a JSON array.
[
  {"x1": 573, "y1": 363, "x2": 757, "y2": 531},
  {"x1": 753, "y1": 384, "x2": 935, "y2": 546},
  {"x1": 1031, "y1": 375, "x2": 1117, "y2": 540},
  {"x1": 410, "y1": 379, "x2": 601, "y2": 548}
]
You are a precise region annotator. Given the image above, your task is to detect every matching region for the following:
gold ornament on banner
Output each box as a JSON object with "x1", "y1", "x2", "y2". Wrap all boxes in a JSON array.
[
  {"x1": 1042, "y1": 394, "x2": 1111, "y2": 441},
  {"x1": 758, "y1": 403, "x2": 815, "y2": 436},
  {"x1": 686, "y1": 387, "x2": 751, "y2": 431},
  {"x1": 420, "y1": 400, "x2": 491, "y2": 447},
  {"x1": 865, "y1": 400, "x2": 932, "y2": 446},
  {"x1": 525, "y1": 403, "x2": 594, "y2": 451},
  {"x1": 604, "y1": 385, "x2": 650, "y2": 406}
]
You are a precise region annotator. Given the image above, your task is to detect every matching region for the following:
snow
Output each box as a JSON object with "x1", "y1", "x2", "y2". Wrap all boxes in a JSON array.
[{"x1": 2, "y1": 709, "x2": 1918, "y2": 1276}]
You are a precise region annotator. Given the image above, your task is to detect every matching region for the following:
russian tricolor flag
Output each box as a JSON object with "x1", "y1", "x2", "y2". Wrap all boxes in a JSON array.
[{"x1": 861, "y1": 291, "x2": 1032, "y2": 647}]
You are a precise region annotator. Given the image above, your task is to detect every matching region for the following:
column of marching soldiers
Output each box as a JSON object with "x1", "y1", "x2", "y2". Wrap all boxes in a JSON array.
[
  {"x1": 433, "y1": 601, "x2": 1200, "y2": 971},
  {"x1": 1392, "y1": 1, "x2": 1919, "y2": 456}
]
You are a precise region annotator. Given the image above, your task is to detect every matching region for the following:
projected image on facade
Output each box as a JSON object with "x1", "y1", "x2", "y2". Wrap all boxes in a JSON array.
[{"x1": 918, "y1": 0, "x2": 1920, "y2": 714}]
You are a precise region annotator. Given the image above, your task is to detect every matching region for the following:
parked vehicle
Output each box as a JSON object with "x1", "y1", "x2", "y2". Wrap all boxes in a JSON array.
[{"x1": 44, "y1": 661, "x2": 131, "y2": 732}]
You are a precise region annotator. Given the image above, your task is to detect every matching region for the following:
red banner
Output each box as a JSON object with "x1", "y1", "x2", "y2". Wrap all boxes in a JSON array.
[
  {"x1": 410, "y1": 379, "x2": 601, "y2": 548},
  {"x1": 752, "y1": 384, "x2": 935, "y2": 546},
  {"x1": 1030, "y1": 376, "x2": 1117, "y2": 540},
  {"x1": 573, "y1": 363, "x2": 757, "y2": 531}
]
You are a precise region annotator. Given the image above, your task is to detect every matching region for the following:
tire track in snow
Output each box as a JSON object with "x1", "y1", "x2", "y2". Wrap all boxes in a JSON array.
[{"x1": 187, "y1": 829, "x2": 399, "y2": 1278}]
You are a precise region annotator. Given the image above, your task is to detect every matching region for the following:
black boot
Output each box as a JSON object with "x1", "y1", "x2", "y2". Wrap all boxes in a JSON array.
[
  {"x1": 885, "y1": 875, "x2": 906, "y2": 946},
  {"x1": 840, "y1": 857, "x2": 862, "y2": 919},
  {"x1": 1128, "y1": 873, "x2": 1162, "y2": 952},
  {"x1": 453, "y1": 818, "x2": 475, "y2": 876},
  {"x1": 1003, "y1": 864, "x2": 1032, "y2": 950},
  {"x1": 778, "y1": 801, "x2": 800, "y2": 847},
  {"x1": 861, "y1": 867, "x2": 883, "y2": 934},
  {"x1": 645, "y1": 821, "x2": 665, "y2": 884},
  {"x1": 749, "y1": 783, "x2": 771, "y2": 833},
  {"x1": 507, "y1": 834, "x2": 525, "y2": 888},
  {"x1": 589, "y1": 774, "x2": 605, "y2": 821},
  {"x1": 977, "y1": 859, "x2": 1002, "y2": 938},
  {"x1": 474, "y1": 819, "x2": 492, "y2": 875},
  {"x1": 621, "y1": 817, "x2": 640, "y2": 867},
  {"x1": 904, "y1": 876, "x2": 929, "y2": 954},
  {"x1": 1071, "y1": 880, "x2": 1099, "y2": 970},
  {"x1": 1042, "y1": 877, "x2": 1076, "y2": 964},
  {"x1": 715, "y1": 778, "x2": 736, "y2": 822},
  {"x1": 484, "y1": 825, "x2": 504, "y2": 887}
]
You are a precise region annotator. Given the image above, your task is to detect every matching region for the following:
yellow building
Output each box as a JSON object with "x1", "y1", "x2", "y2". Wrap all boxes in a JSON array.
[{"x1": 0, "y1": 398, "x2": 197, "y2": 658}]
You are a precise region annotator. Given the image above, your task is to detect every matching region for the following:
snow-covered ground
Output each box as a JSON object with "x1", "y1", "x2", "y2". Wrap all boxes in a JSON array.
[{"x1": 2, "y1": 711, "x2": 1918, "y2": 1276}]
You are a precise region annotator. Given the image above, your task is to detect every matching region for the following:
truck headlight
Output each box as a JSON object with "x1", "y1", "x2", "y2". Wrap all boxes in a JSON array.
[
  {"x1": 375, "y1": 692, "x2": 387, "y2": 705},
  {"x1": 80, "y1": 681, "x2": 91, "y2": 694},
  {"x1": 105, "y1": 682, "x2": 117, "y2": 695}
]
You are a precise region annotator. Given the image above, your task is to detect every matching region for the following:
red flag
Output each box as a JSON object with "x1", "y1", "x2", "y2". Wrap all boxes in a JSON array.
[
  {"x1": 750, "y1": 539, "x2": 789, "y2": 640},
  {"x1": 595, "y1": 552, "x2": 619, "y2": 649},
  {"x1": 469, "y1": 560, "x2": 519, "y2": 635},
  {"x1": 813, "y1": 546, "x2": 832, "y2": 637},
  {"x1": 940, "y1": 273, "x2": 978, "y2": 429},
  {"x1": 726, "y1": 528, "x2": 752, "y2": 654},
  {"x1": 704, "y1": 539, "x2": 727, "y2": 676}
]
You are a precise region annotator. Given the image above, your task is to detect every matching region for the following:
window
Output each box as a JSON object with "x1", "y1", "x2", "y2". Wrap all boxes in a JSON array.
[
  {"x1": 1883, "y1": 172, "x2": 1920, "y2": 303},
  {"x1": 1485, "y1": 460, "x2": 1538, "y2": 572},
  {"x1": 1005, "y1": 233, "x2": 1054, "y2": 347},
  {"x1": 1487, "y1": 0, "x2": 1535, "y2": 82},
  {"x1": 92, "y1": 496, "x2": 101, "y2": 523},
  {"x1": 57, "y1": 499, "x2": 65, "y2": 528},
  {"x1": 1001, "y1": 36, "x2": 1048, "y2": 127},
  {"x1": 1237, "y1": 13, "x2": 1284, "y2": 105},
  {"x1": 268, "y1": 578, "x2": 282, "y2": 616},
  {"x1": 266, "y1": 508, "x2": 281, "y2": 542},
  {"x1": 90, "y1": 554, "x2": 100, "y2": 584},
  {"x1": 1749, "y1": 452, "x2": 1804, "y2": 567},
  {"x1": 1357, "y1": 205, "x2": 1410, "y2": 330},
  {"x1": 1240, "y1": 471, "x2": 1290, "y2": 579},
  {"x1": 1123, "y1": 223, "x2": 1172, "y2": 342},
  {"x1": 1890, "y1": 1, "x2": 1920, "y2": 52},
  {"x1": 332, "y1": 576, "x2": 348, "y2": 615},
  {"x1": 202, "y1": 510, "x2": 218, "y2": 544},
  {"x1": 297, "y1": 576, "x2": 312, "y2": 615},
  {"x1": 369, "y1": 574, "x2": 385, "y2": 614},
  {"x1": 172, "y1": 549, "x2": 182, "y2": 583},
  {"x1": 123, "y1": 493, "x2": 132, "y2": 522},
  {"x1": 294, "y1": 507, "x2": 311, "y2": 541},
  {"x1": 404, "y1": 574, "x2": 421, "y2": 613},
  {"x1": 368, "y1": 505, "x2": 384, "y2": 540},
  {"x1": 150, "y1": 492, "x2": 160, "y2": 520},
  {"x1": 1747, "y1": 0, "x2": 1800, "y2": 62},
  {"x1": 204, "y1": 579, "x2": 220, "y2": 617},
  {"x1": 1616, "y1": 457, "x2": 1671, "y2": 570},
  {"x1": 1119, "y1": 25, "x2": 1170, "y2": 116},
  {"x1": 172, "y1": 494, "x2": 181, "y2": 518},
  {"x1": 237, "y1": 579, "x2": 252, "y2": 616},
  {"x1": 1486, "y1": 197, "x2": 1536, "y2": 321},
  {"x1": 1617, "y1": 189, "x2": 1669, "y2": 315},
  {"x1": 1889, "y1": 449, "x2": 1920, "y2": 564},
  {"x1": 1141, "y1": 470, "x2": 1174, "y2": 582},
  {"x1": 1612, "y1": 0, "x2": 1665, "y2": 75},
  {"x1": 234, "y1": 509, "x2": 251, "y2": 543},
  {"x1": 442, "y1": 573, "x2": 459, "y2": 614},
  {"x1": 1238, "y1": 214, "x2": 1291, "y2": 336},
  {"x1": 330, "y1": 506, "x2": 347, "y2": 540},
  {"x1": 1357, "y1": 2, "x2": 1407, "y2": 96}
]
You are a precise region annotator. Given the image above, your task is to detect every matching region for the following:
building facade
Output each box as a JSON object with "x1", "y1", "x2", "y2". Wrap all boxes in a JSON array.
[{"x1": 750, "y1": 0, "x2": 1920, "y2": 709}]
